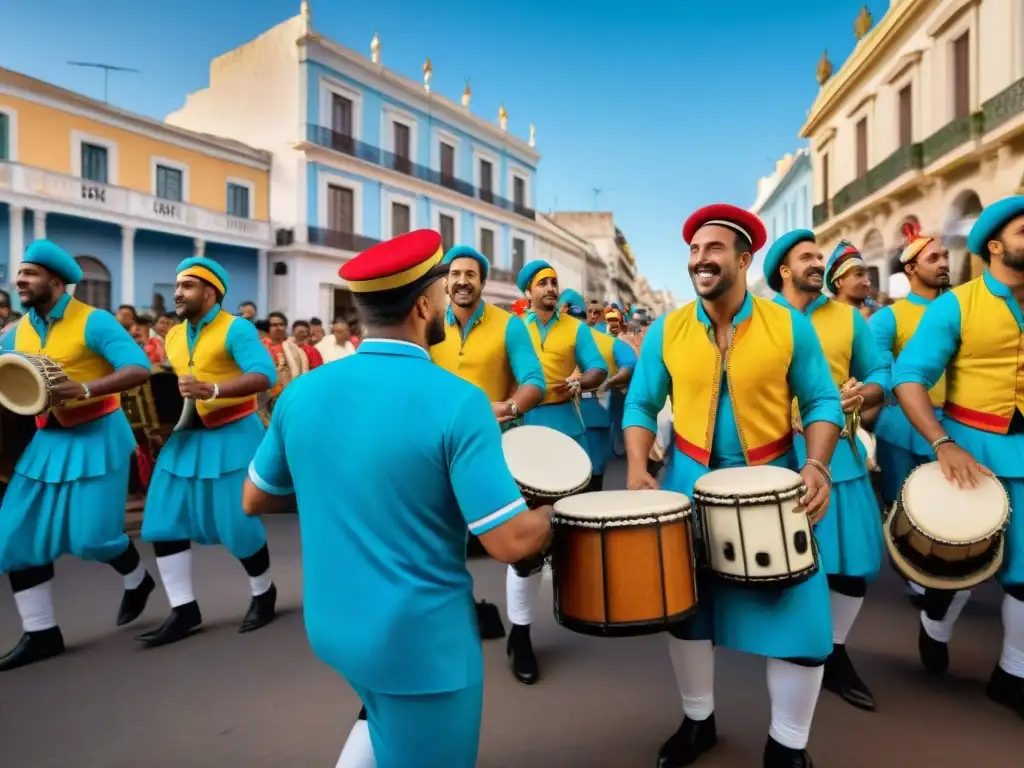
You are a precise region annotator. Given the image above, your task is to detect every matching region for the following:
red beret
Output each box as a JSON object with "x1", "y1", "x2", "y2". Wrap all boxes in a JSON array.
[
  {"x1": 682, "y1": 204, "x2": 768, "y2": 253},
  {"x1": 339, "y1": 230, "x2": 444, "y2": 293}
]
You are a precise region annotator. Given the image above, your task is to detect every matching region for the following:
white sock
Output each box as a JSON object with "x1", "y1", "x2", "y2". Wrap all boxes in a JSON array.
[
  {"x1": 766, "y1": 658, "x2": 824, "y2": 750},
  {"x1": 14, "y1": 581, "x2": 58, "y2": 632},
  {"x1": 829, "y1": 591, "x2": 864, "y2": 645},
  {"x1": 908, "y1": 581, "x2": 926, "y2": 596},
  {"x1": 920, "y1": 590, "x2": 972, "y2": 644},
  {"x1": 999, "y1": 594, "x2": 1024, "y2": 678},
  {"x1": 505, "y1": 567, "x2": 543, "y2": 626},
  {"x1": 156, "y1": 551, "x2": 195, "y2": 608},
  {"x1": 667, "y1": 637, "x2": 715, "y2": 720},
  {"x1": 123, "y1": 563, "x2": 147, "y2": 591},
  {"x1": 335, "y1": 719, "x2": 376, "y2": 768},
  {"x1": 249, "y1": 571, "x2": 273, "y2": 598}
]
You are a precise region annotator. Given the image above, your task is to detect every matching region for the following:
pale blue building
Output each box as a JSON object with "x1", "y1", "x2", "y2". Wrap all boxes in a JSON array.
[{"x1": 749, "y1": 149, "x2": 811, "y2": 295}]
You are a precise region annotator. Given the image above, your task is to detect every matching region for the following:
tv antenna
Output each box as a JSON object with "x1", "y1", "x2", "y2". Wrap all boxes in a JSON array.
[
  {"x1": 592, "y1": 186, "x2": 616, "y2": 210},
  {"x1": 67, "y1": 61, "x2": 140, "y2": 104}
]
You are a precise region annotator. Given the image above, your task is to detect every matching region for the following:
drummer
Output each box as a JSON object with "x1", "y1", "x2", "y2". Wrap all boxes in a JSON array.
[
  {"x1": 561, "y1": 289, "x2": 637, "y2": 492},
  {"x1": 624, "y1": 205, "x2": 841, "y2": 768},
  {"x1": 893, "y1": 195, "x2": 1024, "y2": 716},
  {"x1": 136, "y1": 256, "x2": 278, "y2": 648},
  {"x1": 0, "y1": 240, "x2": 156, "y2": 671},
  {"x1": 506, "y1": 261, "x2": 607, "y2": 686},
  {"x1": 766, "y1": 232, "x2": 890, "y2": 712}
]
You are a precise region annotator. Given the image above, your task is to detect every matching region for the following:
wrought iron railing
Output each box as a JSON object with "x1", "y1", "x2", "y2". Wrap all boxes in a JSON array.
[
  {"x1": 921, "y1": 111, "x2": 984, "y2": 167},
  {"x1": 307, "y1": 226, "x2": 381, "y2": 252},
  {"x1": 982, "y1": 76, "x2": 1024, "y2": 134}
]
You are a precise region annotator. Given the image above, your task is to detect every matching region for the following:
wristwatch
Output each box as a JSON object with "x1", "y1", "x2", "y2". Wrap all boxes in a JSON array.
[{"x1": 506, "y1": 399, "x2": 520, "y2": 418}]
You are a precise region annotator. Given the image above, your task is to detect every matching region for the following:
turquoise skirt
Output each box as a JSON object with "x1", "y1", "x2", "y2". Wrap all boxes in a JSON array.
[{"x1": 812, "y1": 474, "x2": 884, "y2": 580}]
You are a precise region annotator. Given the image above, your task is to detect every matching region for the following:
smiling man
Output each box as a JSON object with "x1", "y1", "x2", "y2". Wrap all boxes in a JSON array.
[{"x1": 828, "y1": 240, "x2": 874, "y2": 311}]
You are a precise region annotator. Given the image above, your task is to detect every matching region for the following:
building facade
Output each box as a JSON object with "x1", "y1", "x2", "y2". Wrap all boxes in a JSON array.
[
  {"x1": 748, "y1": 149, "x2": 812, "y2": 295},
  {"x1": 533, "y1": 213, "x2": 594, "y2": 295},
  {"x1": 547, "y1": 211, "x2": 639, "y2": 307},
  {"x1": 165, "y1": 6, "x2": 574, "y2": 321},
  {"x1": 803, "y1": 0, "x2": 1024, "y2": 294},
  {"x1": 0, "y1": 67, "x2": 272, "y2": 315}
]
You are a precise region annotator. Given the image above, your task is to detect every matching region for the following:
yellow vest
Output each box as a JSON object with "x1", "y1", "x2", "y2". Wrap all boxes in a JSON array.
[
  {"x1": 591, "y1": 329, "x2": 620, "y2": 378},
  {"x1": 807, "y1": 299, "x2": 854, "y2": 387},
  {"x1": 667, "y1": 297, "x2": 795, "y2": 466},
  {"x1": 14, "y1": 297, "x2": 120, "y2": 426},
  {"x1": 165, "y1": 310, "x2": 257, "y2": 427},
  {"x1": 944, "y1": 277, "x2": 1024, "y2": 433},
  {"x1": 890, "y1": 297, "x2": 946, "y2": 408},
  {"x1": 527, "y1": 313, "x2": 587, "y2": 405},
  {"x1": 430, "y1": 304, "x2": 516, "y2": 401}
]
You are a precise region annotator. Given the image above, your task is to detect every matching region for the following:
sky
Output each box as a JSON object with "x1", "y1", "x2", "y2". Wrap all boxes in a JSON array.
[{"x1": 1, "y1": 0, "x2": 890, "y2": 299}]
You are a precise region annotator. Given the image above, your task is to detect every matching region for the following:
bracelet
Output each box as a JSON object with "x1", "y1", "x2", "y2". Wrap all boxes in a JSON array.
[
  {"x1": 202, "y1": 383, "x2": 220, "y2": 403},
  {"x1": 931, "y1": 436, "x2": 953, "y2": 453},
  {"x1": 506, "y1": 399, "x2": 520, "y2": 418},
  {"x1": 80, "y1": 383, "x2": 92, "y2": 400},
  {"x1": 803, "y1": 458, "x2": 833, "y2": 486}
]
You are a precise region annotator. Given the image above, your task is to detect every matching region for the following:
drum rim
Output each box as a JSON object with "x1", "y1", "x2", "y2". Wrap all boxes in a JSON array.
[
  {"x1": 693, "y1": 481, "x2": 805, "y2": 505},
  {"x1": 0, "y1": 352, "x2": 60, "y2": 416},
  {"x1": 884, "y1": 503, "x2": 1005, "y2": 590},
  {"x1": 552, "y1": 505, "x2": 692, "y2": 528},
  {"x1": 520, "y1": 475, "x2": 592, "y2": 500},
  {"x1": 502, "y1": 425, "x2": 593, "y2": 493},
  {"x1": 899, "y1": 462, "x2": 1011, "y2": 546}
]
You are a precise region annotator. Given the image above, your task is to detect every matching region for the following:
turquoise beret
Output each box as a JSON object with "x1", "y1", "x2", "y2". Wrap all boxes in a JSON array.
[
  {"x1": 23, "y1": 240, "x2": 83, "y2": 284},
  {"x1": 825, "y1": 240, "x2": 862, "y2": 293},
  {"x1": 516, "y1": 259, "x2": 554, "y2": 293},
  {"x1": 967, "y1": 196, "x2": 1024, "y2": 260},
  {"x1": 175, "y1": 255, "x2": 230, "y2": 297},
  {"x1": 442, "y1": 244, "x2": 490, "y2": 279},
  {"x1": 559, "y1": 288, "x2": 585, "y2": 310},
  {"x1": 763, "y1": 229, "x2": 815, "y2": 292}
]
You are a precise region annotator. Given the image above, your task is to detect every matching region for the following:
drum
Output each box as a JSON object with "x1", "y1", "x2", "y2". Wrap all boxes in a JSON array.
[
  {"x1": 551, "y1": 490, "x2": 697, "y2": 637},
  {"x1": 884, "y1": 461, "x2": 1009, "y2": 590},
  {"x1": 0, "y1": 408, "x2": 36, "y2": 489},
  {"x1": 501, "y1": 424, "x2": 592, "y2": 576},
  {"x1": 0, "y1": 352, "x2": 68, "y2": 415},
  {"x1": 694, "y1": 465, "x2": 818, "y2": 588}
]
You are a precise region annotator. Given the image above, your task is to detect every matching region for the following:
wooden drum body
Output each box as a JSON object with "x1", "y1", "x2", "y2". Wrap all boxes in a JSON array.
[
  {"x1": 0, "y1": 352, "x2": 68, "y2": 415},
  {"x1": 694, "y1": 466, "x2": 818, "y2": 589},
  {"x1": 885, "y1": 461, "x2": 1009, "y2": 590},
  {"x1": 551, "y1": 490, "x2": 697, "y2": 637}
]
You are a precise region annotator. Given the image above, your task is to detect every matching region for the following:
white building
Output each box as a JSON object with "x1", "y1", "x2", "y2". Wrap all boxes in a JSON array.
[
  {"x1": 547, "y1": 211, "x2": 640, "y2": 306},
  {"x1": 165, "y1": 3, "x2": 584, "y2": 319}
]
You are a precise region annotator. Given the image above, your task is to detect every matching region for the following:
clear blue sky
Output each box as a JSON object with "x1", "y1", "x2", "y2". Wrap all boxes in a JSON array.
[{"x1": 1, "y1": 0, "x2": 887, "y2": 299}]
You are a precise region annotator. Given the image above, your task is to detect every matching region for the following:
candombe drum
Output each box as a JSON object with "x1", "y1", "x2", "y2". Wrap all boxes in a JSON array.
[
  {"x1": 0, "y1": 352, "x2": 68, "y2": 415},
  {"x1": 885, "y1": 461, "x2": 1009, "y2": 590},
  {"x1": 694, "y1": 465, "x2": 818, "y2": 588},
  {"x1": 550, "y1": 489, "x2": 697, "y2": 636},
  {"x1": 501, "y1": 424, "x2": 592, "y2": 576}
]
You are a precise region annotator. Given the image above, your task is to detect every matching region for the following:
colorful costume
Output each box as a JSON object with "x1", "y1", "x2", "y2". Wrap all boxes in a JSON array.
[
  {"x1": 0, "y1": 240, "x2": 154, "y2": 671},
  {"x1": 139, "y1": 256, "x2": 278, "y2": 648},
  {"x1": 765, "y1": 231, "x2": 890, "y2": 712},
  {"x1": 505, "y1": 259, "x2": 607, "y2": 685},
  {"x1": 581, "y1": 327, "x2": 636, "y2": 488},
  {"x1": 250, "y1": 230, "x2": 528, "y2": 768},
  {"x1": 893, "y1": 195, "x2": 1024, "y2": 715},
  {"x1": 625, "y1": 206, "x2": 843, "y2": 768}
]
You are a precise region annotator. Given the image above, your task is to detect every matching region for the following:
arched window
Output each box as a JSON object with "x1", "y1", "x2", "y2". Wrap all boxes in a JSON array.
[{"x1": 74, "y1": 256, "x2": 111, "y2": 311}]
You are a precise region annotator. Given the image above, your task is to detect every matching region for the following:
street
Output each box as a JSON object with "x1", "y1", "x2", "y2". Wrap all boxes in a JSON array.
[{"x1": 2, "y1": 464, "x2": 1023, "y2": 767}]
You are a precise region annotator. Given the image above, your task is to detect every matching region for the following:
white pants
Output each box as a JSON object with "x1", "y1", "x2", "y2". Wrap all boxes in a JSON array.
[{"x1": 505, "y1": 567, "x2": 543, "y2": 626}]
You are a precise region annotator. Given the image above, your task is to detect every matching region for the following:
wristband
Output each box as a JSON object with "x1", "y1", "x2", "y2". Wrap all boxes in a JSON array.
[
  {"x1": 202, "y1": 383, "x2": 220, "y2": 403},
  {"x1": 80, "y1": 383, "x2": 92, "y2": 400},
  {"x1": 931, "y1": 436, "x2": 953, "y2": 453},
  {"x1": 803, "y1": 458, "x2": 833, "y2": 486}
]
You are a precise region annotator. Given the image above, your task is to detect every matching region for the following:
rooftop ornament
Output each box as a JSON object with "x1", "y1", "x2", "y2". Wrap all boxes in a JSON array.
[
  {"x1": 816, "y1": 49, "x2": 834, "y2": 86},
  {"x1": 370, "y1": 30, "x2": 381, "y2": 65}
]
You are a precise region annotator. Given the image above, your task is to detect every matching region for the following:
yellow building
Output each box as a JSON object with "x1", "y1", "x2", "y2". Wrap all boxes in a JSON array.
[
  {"x1": 801, "y1": 0, "x2": 1024, "y2": 293},
  {"x1": 0, "y1": 67, "x2": 273, "y2": 313}
]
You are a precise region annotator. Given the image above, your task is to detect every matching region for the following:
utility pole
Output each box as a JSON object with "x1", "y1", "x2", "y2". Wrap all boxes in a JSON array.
[{"x1": 67, "y1": 62, "x2": 140, "y2": 104}]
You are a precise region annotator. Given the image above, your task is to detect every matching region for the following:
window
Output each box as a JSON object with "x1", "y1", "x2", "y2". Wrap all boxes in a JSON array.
[
  {"x1": 391, "y1": 202, "x2": 411, "y2": 236},
  {"x1": 512, "y1": 237, "x2": 526, "y2": 273},
  {"x1": 156, "y1": 165, "x2": 183, "y2": 202},
  {"x1": 898, "y1": 85, "x2": 913, "y2": 147},
  {"x1": 439, "y1": 214, "x2": 456, "y2": 253},
  {"x1": 393, "y1": 122, "x2": 411, "y2": 174},
  {"x1": 952, "y1": 32, "x2": 970, "y2": 119},
  {"x1": 75, "y1": 256, "x2": 112, "y2": 311},
  {"x1": 327, "y1": 184, "x2": 355, "y2": 232},
  {"x1": 479, "y1": 159, "x2": 493, "y2": 200},
  {"x1": 855, "y1": 118, "x2": 868, "y2": 176},
  {"x1": 822, "y1": 152, "x2": 830, "y2": 201},
  {"x1": 82, "y1": 143, "x2": 109, "y2": 183},
  {"x1": 331, "y1": 93, "x2": 353, "y2": 137},
  {"x1": 440, "y1": 142, "x2": 455, "y2": 182},
  {"x1": 513, "y1": 176, "x2": 526, "y2": 208},
  {"x1": 0, "y1": 112, "x2": 8, "y2": 161},
  {"x1": 227, "y1": 182, "x2": 251, "y2": 218},
  {"x1": 479, "y1": 227, "x2": 495, "y2": 259}
]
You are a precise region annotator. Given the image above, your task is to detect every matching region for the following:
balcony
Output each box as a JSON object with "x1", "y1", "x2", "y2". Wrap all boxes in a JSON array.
[
  {"x1": 305, "y1": 125, "x2": 537, "y2": 222},
  {"x1": 0, "y1": 161, "x2": 271, "y2": 244},
  {"x1": 307, "y1": 226, "x2": 381, "y2": 252},
  {"x1": 812, "y1": 201, "x2": 830, "y2": 227},
  {"x1": 982, "y1": 76, "x2": 1024, "y2": 135},
  {"x1": 831, "y1": 143, "x2": 925, "y2": 216},
  {"x1": 921, "y1": 111, "x2": 984, "y2": 167}
]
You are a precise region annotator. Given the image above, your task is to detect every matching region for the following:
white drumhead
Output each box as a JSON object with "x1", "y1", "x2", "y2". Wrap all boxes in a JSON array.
[
  {"x1": 502, "y1": 425, "x2": 592, "y2": 494},
  {"x1": 903, "y1": 461, "x2": 1008, "y2": 542},
  {"x1": 554, "y1": 489, "x2": 691, "y2": 522},
  {"x1": 0, "y1": 353, "x2": 48, "y2": 415},
  {"x1": 694, "y1": 465, "x2": 802, "y2": 496}
]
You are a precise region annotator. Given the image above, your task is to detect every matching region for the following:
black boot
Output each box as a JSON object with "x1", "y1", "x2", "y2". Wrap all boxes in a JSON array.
[
  {"x1": 507, "y1": 623, "x2": 539, "y2": 685},
  {"x1": 117, "y1": 572, "x2": 155, "y2": 626},
  {"x1": 823, "y1": 644, "x2": 875, "y2": 711},
  {"x1": 240, "y1": 583, "x2": 277, "y2": 633},
  {"x1": 136, "y1": 601, "x2": 203, "y2": 648},
  {"x1": 986, "y1": 665, "x2": 1024, "y2": 718},
  {"x1": 657, "y1": 714, "x2": 717, "y2": 767},
  {"x1": 0, "y1": 627, "x2": 65, "y2": 672},
  {"x1": 918, "y1": 623, "x2": 949, "y2": 675},
  {"x1": 763, "y1": 735, "x2": 814, "y2": 768},
  {"x1": 476, "y1": 600, "x2": 506, "y2": 640}
]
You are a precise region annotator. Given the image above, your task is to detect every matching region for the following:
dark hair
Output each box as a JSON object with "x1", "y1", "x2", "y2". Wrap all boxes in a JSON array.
[
  {"x1": 136, "y1": 313, "x2": 155, "y2": 326},
  {"x1": 0, "y1": 289, "x2": 9, "y2": 308},
  {"x1": 239, "y1": 301, "x2": 256, "y2": 310},
  {"x1": 159, "y1": 312, "x2": 177, "y2": 322},
  {"x1": 292, "y1": 320, "x2": 310, "y2": 330},
  {"x1": 268, "y1": 311, "x2": 288, "y2": 325},
  {"x1": 355, "y1": 300, "x2": 414, "y2": 327},
  {"x1": 734, "y1": 232, "x2": 753, "y2": 255},
  {"x1": 310, "y1": 317, "x2": 323, "y2": 326},
  {"x1": 255, "y1": 319, "x2": 270, "y2": 333},
  {"x1": 332, "y1": 317, "x2": 349, "y2": 326},
  {"x1": 118, "y1": 304, "x2": 138, "y2": 319}
]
